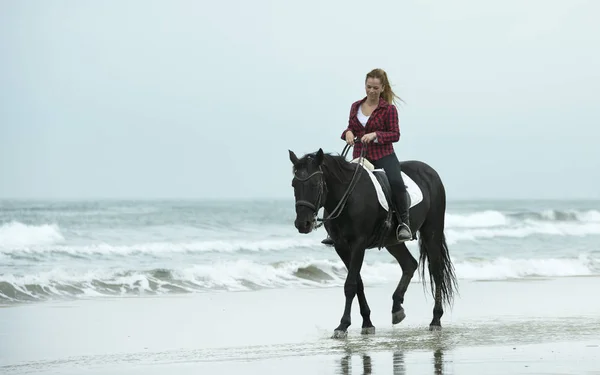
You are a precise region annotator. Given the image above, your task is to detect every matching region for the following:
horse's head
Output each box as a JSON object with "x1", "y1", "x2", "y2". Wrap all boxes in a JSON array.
[{"x1": 289, "y1": 148, "x2": 327, "y2": 234}]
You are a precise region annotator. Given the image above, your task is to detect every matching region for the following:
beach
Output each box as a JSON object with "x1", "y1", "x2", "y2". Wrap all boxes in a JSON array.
[{"x1": 2, "y1": 275, "x2": 599, "y2": 374}]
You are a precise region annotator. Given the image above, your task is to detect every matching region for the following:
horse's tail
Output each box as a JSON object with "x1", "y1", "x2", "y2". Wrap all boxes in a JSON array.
[
  {"x1": 418, "y1": 232, "x2": 458, "y2": 307},
  {"x1": 417, "y1": 177, "x2": 458, "y2": 307}
]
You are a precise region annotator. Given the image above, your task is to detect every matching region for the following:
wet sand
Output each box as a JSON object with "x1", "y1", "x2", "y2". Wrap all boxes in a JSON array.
[{"x1": 1, "y1": 276, "x2": 600, "y2": 374}]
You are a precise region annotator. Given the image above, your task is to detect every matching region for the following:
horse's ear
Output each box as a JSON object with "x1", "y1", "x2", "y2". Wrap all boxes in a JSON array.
[
  {"x1": 315, "y1": 148, "x2": 324, "y2": 165},
  {"x1": 288, "y1": 150, "x2": 299, "y2": 165}
]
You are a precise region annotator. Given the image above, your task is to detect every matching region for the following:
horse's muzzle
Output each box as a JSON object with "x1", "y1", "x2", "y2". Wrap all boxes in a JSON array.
[{"x1": 294, "y1": 217, "x2": 315, "y2": 234}]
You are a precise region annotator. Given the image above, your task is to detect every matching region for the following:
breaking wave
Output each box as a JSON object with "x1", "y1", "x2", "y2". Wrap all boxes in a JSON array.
[
  {"x1": 1, "y1": 255, "x2": 598, "y2": 303},
  {"x1": 445, "y1": 209, "x2": 600, "y2": 244},
  {"x1": 0, "y1": 221, "x2": 64, "y2": 248},
  {"x1": 446, "y1": 209, "x2": 600, "y2": 228}
]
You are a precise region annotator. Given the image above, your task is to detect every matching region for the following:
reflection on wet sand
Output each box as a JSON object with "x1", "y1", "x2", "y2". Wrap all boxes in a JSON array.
[
  {"x1": 433, "y1": 349, "x2": 443, "y2": 375},
  {"x1": 337, "y1": 349, "x2": 445, "y2": 375},
  {"x1": 393, "y1": 351, "x2": 404, "y2": 374}
]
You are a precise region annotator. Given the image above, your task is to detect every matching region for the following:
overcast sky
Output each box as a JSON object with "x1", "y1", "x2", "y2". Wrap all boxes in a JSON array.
[{"x1": 1, "y1": 0, "x2": 598, "y2": 200}]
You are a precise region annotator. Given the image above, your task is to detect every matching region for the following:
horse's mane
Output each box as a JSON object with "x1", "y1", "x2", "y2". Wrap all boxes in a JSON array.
[{"x1": 321, "y1": 153, "x2": 359, "y2": 185}]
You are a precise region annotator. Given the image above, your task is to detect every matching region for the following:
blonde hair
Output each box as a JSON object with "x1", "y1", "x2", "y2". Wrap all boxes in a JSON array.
[{"x1": 365, "y1": 68, "x2": 403, "y2": 106}]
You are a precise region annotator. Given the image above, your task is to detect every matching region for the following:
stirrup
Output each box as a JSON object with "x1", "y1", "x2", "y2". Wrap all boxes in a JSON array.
[{"x1": 396, "y1": 223, "x2": 412, "y2": 241}]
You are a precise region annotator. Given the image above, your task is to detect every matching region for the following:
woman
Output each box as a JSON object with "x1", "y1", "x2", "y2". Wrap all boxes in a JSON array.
[{"x1": 322, "y1": 68, "x2": 412, "y2": 245}]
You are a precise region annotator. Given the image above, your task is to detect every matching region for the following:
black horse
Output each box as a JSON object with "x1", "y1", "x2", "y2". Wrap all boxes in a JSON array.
[{"x1": 289, "y1": 147, "x2": 458, "y2": 338}]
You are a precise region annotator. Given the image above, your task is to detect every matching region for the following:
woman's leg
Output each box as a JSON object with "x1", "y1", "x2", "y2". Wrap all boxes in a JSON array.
[{"x1": 372, "y1": 153, "x2": 412, "y2": 241}]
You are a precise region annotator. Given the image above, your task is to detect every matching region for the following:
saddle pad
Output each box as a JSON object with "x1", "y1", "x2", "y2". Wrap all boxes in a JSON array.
[{"x1": 351, "y1": 159, "x2": 424, "y2": 211}]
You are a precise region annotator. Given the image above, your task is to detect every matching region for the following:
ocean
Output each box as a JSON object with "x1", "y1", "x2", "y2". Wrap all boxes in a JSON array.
[{"x1": 1, "y1": 198, "x2": 599, "y2": 305}]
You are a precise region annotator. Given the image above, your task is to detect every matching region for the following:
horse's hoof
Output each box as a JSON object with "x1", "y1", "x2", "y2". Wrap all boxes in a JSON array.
[
  {"x1": 429, "y1": 324, "x2": 442, "y2": 331},
  {"x1": 361, "y1": 326, "x2": 376, "y2": 335},
  {"x1": 332, "y1": 330, "x2": 348, "y2": 339},
  {"x1": 392, "y1": 309, "x2": 406, "y2": 325}
]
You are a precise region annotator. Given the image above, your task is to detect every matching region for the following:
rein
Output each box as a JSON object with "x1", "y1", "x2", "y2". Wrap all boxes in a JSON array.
[{"x1": 314, "y1": 140, "x2": 367, "y2": 228}]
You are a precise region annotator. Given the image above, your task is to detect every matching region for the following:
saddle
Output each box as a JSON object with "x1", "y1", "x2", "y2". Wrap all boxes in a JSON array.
[
  {"x1": 350, "y1": 158, "x2": 410, "y2": 211},
  {"x1": 350, "y1": 158, "x2": 419, "y2": 247}
]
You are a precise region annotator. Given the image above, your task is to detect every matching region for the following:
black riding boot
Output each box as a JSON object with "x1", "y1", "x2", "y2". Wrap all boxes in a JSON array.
[
  {"x1": 321, "y1": 236, "x2": 334, "y2": 245},
  {"x1": 394, "y1": 190, "x2": 412, "y2": 241}
]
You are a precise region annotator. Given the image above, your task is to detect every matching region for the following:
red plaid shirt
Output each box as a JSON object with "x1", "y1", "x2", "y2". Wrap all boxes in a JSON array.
[{"x1": 341, "y1": 97, "x2": 400, "y2": 161}]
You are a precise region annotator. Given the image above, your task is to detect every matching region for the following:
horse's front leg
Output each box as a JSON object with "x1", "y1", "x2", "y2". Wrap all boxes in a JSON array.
[
  {"x1": 334, "y1": 244, "x2": 375, "y2": 335},
  {"x1": 333, "y1": 245, "x2": 367, "y2": 339}
]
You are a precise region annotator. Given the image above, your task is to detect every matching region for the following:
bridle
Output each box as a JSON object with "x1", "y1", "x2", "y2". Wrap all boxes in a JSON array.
[
  {"x1": 292, "y1": 140, "x2": 367, "y2": 229},
  {"x1": 293, "y1": 168, "x2": 325, "y2": 213}
]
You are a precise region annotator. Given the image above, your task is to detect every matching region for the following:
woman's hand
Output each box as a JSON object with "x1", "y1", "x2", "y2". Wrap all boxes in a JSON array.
[
  {"x1": 361, "y1": 132, "x2": 377, "y2": 143},
  {"x1": 345, "y1": 131, "x2": 355, "y2": 145}
]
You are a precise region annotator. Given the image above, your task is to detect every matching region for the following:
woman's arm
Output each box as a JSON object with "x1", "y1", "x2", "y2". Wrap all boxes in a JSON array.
[
  {"x1": 374, "y1": 105, "x2": 400, "y2": 144},
  {"x1": 341, "y1": 102, "x2": 360, "y2": 140}
]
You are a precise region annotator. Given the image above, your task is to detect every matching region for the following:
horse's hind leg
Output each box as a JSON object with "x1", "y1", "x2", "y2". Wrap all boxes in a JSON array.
[
  {"x1": 334, "y1": 245, "x2": 374, "y2": 335},
  {"x1": 386, "y1": 243, "x2": 418, "y2": 325},
  {"x1": 421, "y1": 229, "x2": 444, "y2": 330},
  {"x1": 419, "y1": 224, "x2": 457, "y2": 331}
]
